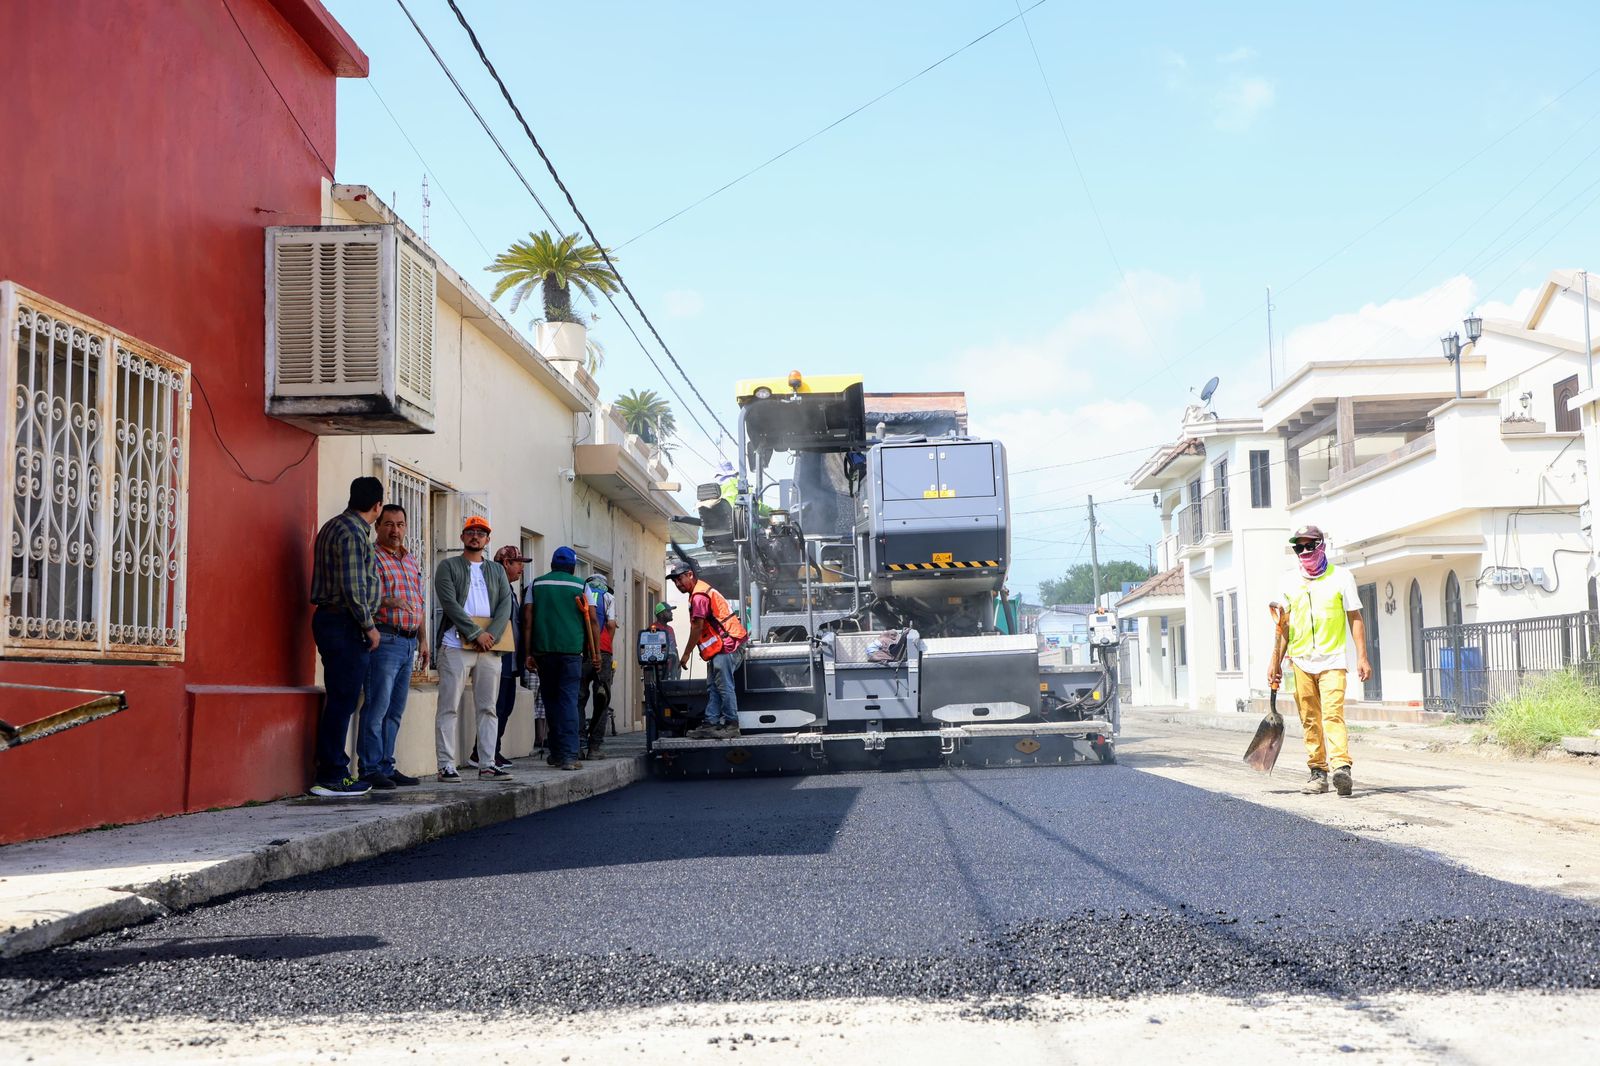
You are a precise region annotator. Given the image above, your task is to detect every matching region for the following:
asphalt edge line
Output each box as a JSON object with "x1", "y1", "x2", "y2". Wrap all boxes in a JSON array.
[{"x1": 0, "y1": 755, "x2": 647, "y2": 959}]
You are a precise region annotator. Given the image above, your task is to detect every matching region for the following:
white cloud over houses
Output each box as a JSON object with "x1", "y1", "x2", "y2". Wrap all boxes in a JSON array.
[{"x1": 1279, "y1": 275, "x2": 1542, "y2": 372}]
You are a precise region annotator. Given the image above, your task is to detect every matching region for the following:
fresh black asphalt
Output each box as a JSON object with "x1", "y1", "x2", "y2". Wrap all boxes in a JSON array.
[{"x1": 3, "y1": 759, "x2": 1598, "y2": 1018}]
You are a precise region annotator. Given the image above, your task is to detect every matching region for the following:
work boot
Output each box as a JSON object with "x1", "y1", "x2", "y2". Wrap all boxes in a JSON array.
[
  {"x1": 1300, "y1": 768, "x2": 1329, "y2": 794},
  {"x1": 687, "y1": 723, "x2": 718, "y2": 739},
  {"x1": 1331, "y1": 766, "x2": 1353, "y2": 797},
  {"x1": 716, "y1": 722, "x2": 742, "y2": 740}
]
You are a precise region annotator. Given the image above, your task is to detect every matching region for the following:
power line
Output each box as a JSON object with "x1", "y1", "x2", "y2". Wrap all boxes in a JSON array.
[
  {"x1": 618, "y1": 0, "x2": 1057, "y2": 249},
  {"x1": 1012, "y1": 0, "x2": 1158, "y2": 353},
  {"x1": 219, "y1": 0, "x2": 334, "y2": 178},
  {"x1": 390, "y1": 0, "x2": 731, "y2": 460},
  {"x1": 1011, "y1": 442, "x2": 1167, "y2": 475},
  {"x1": 436, "y1": 0, "x2": 735, "y2": 443}
]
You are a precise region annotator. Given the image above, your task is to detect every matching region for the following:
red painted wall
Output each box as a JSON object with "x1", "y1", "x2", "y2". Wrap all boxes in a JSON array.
[{"x1": 0, "y1": 0, "x2": 365, "y2": 843}]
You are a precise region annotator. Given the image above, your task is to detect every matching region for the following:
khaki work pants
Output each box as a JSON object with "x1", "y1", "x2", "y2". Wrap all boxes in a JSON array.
[{"x1": 1292, "y1": 665, "x2": 1351, "y2": 772}]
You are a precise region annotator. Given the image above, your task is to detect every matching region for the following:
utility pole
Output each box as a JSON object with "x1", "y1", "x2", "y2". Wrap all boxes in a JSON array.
[
  {"x1": 1088, "y1": 495, "x2": 1102, "y2": 606},
  {"x1": 1266, "y1": 286, "x2": 1276, "y2": 390},
  {"x1": 421, "y1": 174, "x2": 431, "y2": 244},
  {"x1": 1146, "y1": 543, "x2": 1154, "y2": 574},
  {"x1": 1584, "y1": 270, "x2": 1593, "y2": 390}
]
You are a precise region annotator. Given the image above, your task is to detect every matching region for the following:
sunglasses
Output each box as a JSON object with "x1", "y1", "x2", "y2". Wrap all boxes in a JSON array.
[{"x1": 1291, "y1": 541, "x2": 1322, "y2": 555}]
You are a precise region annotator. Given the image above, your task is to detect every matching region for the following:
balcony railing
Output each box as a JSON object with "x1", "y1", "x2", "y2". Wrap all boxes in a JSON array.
[
  {"x1": 1176, "y1": 502, "x2": 1204, "y2": 550},
  {"x1": 1422, "y1": 610, "x2": 1600, "y2": 719},
  {"x1": 1203, "y1": 488, "x2": 1231, "y2": 538}
]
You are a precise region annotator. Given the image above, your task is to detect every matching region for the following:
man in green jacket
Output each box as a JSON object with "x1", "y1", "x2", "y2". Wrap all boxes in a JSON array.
[
  {"x1": 433, "y1": 514, "x2": 515, "y2": 781},
  {"x1": 523, "y1": 545, "x2": 590, "y2": 771}
]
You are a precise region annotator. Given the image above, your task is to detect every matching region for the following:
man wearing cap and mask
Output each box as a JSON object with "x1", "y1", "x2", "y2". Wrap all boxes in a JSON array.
[
  {"x1": 1268, "y1": 525, "x2": 1371, "y2": 797},
  {"x1": 433, "y1": 515, "x2": 516, "y2": 782},
  {"x1": 578, "y1": 573, "x2": 618, "y2": 759},
  {"x1": 524, "y1": 546, "x2": 589, "y2": 771}
]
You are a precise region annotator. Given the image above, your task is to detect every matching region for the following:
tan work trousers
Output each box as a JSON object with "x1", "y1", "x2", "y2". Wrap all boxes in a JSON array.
[{"x1": 1292, "y1": 665, "x2": 1351, "y2": 772}]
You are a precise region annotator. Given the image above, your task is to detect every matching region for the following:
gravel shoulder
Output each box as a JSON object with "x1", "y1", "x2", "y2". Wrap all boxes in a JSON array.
[
  {"x1": 1120, "y1": 705, "x2": 1600, "y2": 904},
  {"x1": 2, "y1": 991, "x2": 1596, "y2": 1064}
]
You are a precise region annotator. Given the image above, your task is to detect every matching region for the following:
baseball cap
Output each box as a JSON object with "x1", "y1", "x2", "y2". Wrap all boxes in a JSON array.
[
  {"x1": 462, "y1": 515, "x2": 492, "y2": 534},
  {"x1": 586, "y1": 574, "x2": 609, "y2": 591},
  {"x1": 552, "y1": 545, "x2": 578, "y2": 567},
  {"x1": 667, "y1": 559, "x2": 694, "y2": 578},
  {"x1": 1289, "y1": 525, "x2": 1326, "y2": 544},
  {"x1": 653, "y1": 601, "x2": 673, "y2": 618},
  {"x1": 494, "y1": 545, "x2": 532, "y2": 564}
]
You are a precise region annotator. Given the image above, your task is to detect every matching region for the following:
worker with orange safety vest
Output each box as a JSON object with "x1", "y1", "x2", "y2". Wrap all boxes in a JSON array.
[{"x1": 670, "y1": 560, "x2": 747, "y2": 739}]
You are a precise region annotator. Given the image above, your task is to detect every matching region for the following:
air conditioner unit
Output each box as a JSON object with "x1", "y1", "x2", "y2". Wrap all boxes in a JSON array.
[{"x1": 265, "y1": 224, "x2": 436, "y2": 434}]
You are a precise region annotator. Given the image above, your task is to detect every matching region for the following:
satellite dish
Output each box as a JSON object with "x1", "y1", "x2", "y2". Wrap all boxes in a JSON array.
[{"x1": 1199, "y1": 376, "x2": 1220, "y2": 403}]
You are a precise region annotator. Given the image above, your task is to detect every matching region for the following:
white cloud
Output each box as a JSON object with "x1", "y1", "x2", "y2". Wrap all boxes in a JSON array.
[
  {"x1": 949, "y1": 271, "x2": 1203, "y2": 417},
  {"x1": 662, "y1": 289, "x2": 705, "y2": 318},
  {"x1": 1281, "y1": 275, "x2": 1481, "y2": 369},
  {"x1": 1479, "y1": 284, "x2": 1540, "y2": 323},
  {"x1": 1217, "y1": 46, "x2": 1257, "y2": 64},
  {"x1": 1212, "y1": 76, "x2": 1275, "y2": 132}
]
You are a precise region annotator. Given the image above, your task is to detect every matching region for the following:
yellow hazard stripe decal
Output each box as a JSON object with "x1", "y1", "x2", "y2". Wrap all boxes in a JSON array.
[{"x1": 886, "y1": 561, "x2": 1002, "y2": 571}]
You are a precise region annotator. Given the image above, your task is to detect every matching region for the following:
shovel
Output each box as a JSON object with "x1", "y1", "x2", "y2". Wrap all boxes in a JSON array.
[{"x1": 1243, "y1": 605, "x2": 1290, "y2": 773}]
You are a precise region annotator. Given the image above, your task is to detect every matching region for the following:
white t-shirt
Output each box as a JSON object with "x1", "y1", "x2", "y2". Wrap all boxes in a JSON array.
[
  {"x1": 1273, "y1": 565, "x2": 1362, "y2": 674},
  {"x1": 441, "y1": 561, "x2": 492, "y2": 649}
]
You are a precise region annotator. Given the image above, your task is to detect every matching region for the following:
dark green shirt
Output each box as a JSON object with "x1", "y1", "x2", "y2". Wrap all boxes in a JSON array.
[{"x1": 527, "y1": 569, "x2": 587, "y2": 655}]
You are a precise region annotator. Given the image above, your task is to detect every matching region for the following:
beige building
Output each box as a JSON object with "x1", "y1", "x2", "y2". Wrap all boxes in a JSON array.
[{"x1": 311, "y1": 184, "x2": 687, "y2": 775}]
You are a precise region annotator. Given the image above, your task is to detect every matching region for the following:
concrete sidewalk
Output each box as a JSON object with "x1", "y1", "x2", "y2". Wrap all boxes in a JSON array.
[{"x1": 0, "y1": 735, "x2": 648, "y2": 958}]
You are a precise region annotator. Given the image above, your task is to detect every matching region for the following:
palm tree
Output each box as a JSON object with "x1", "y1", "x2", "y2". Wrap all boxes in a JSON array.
[
  {"x1": 614, "y1": 388, "x2": 677, "y2": 448},
  {"x1": 486, "y1": 231, "x2": 620, "y2": 323}
]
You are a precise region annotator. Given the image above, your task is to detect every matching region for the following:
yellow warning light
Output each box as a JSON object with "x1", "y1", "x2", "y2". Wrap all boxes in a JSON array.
[
  {"x1": 1039, "y1": 683, "x2": 1050, "y2": 692},
  {"x1": 1092, "y1": 690, "x2": 1102, "y2": 701},
  {"x1": 787, "y1": 370, "x2": 804, "y2": 392}
]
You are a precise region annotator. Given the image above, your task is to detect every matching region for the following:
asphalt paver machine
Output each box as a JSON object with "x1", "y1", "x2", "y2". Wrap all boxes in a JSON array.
[{"x1": 643, "y1": 373, "x2": 1119, "y2": 776}]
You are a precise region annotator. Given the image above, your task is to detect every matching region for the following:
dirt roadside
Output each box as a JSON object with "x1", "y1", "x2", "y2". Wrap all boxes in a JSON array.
[{"x1": 1121, "y1": 705, "x2": 1600, "y2": 903}]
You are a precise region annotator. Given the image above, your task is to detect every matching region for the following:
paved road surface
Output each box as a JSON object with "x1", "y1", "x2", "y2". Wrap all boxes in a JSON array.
[{"x1": 4, "y1": 738, "x2": 1597, "y2": 1022}]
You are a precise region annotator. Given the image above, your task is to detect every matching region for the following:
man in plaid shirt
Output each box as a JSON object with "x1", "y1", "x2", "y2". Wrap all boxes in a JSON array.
[
  {"x1": 357, "y1": 503, "x2": 429, "y2": 790},
  {"x1": 308, "y1": 476, "x2": 384, "y2": 798}
]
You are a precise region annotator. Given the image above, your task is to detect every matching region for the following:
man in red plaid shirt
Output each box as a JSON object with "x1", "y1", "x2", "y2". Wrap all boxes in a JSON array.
[{"x1": 357, "y1": 503, "x2": 429, "y2": 789}]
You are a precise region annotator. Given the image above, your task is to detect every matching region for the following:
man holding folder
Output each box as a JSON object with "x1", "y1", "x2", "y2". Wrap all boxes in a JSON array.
[{"x1": 434, "y1": 514, "x2": 516, "y2": 781}]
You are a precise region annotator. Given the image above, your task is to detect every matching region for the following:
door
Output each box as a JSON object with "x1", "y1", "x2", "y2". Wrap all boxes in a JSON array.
[
  {"x1": 880, "y1": 446, "x2": 938, "y2": 500},
  {"x1": 936, "y1": 444, "x2": 996, "y2": 498},
  {"x1": 1357, "y1": 582, "x2": 1382, "y2": 700}
]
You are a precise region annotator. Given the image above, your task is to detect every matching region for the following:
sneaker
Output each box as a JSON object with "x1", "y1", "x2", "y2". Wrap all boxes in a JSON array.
[
  {"x1": 715, "y1": 723, "x2": 742, "y2": 740},
  {"x1": 495, "y1": 754, "x2": 513, "y2": 769},
  {"x1": 1300, "y1": 768, "x2": 1329, "y2": 795},
  {"x1": 1332, "y1": 766, "x2": 1354, "y2": 797},
  {"x1": 687, "y1": 724, "x2": 718, "y2": 739},
  {"x1": 389, "y1": 771, "x2": 421, "y2": 787},
  {"x1": 463, "y1": 754, "x2": 481, "y2": 769},
  {"x1": 560, "y1": 762, "x2": 581, "y2": 771},
  {"x1": 310, "y1": 777, "x2": 372, "y2": 799},
  {"x1": 479, "y1": 765, "x2": 512, "y2": 780},
  {"x1": 437, "y1": 766, "x2": 462, "y2": 783},
  {"x1": 361, "y1": 773, "x2": 397, "y2": 791},
  {"x1": 582, "y1": 746, "x2": 607, "y2": 760}
]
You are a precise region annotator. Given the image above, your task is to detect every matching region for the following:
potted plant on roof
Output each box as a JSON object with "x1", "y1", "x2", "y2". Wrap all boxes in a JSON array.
[{"x1": 487, "y1": 231, "x2": 619, "y2": 378}]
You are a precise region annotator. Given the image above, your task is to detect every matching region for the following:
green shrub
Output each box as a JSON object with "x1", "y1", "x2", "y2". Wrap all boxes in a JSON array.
[{"x1": 1478, "y1": 669, "x2": 1600, "y2": 755}]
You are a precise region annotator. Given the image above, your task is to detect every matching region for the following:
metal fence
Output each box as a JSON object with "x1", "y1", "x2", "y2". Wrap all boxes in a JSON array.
[{"x1": 1421, "y1": 610, "x2": 1600, "y2": 719}]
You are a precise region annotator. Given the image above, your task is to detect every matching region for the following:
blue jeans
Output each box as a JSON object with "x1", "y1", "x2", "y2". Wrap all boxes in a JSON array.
[
  {"x1": 704, "y1": 651, "x2": 739, "y2": 726},
  {"x1": 312, "y1": 608, "x2": 371, "y2": 785},
  {"x1": 536, "y1": 653, "x2": 584, "y2": 764},
  {"x1": 358, "y1": 632, "x2": 416, "y2": 777}
]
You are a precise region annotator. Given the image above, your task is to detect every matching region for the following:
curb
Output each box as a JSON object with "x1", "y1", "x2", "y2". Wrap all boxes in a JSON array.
[{"x1": 0, "y1": 754, "x2": 647, "y2": 959}]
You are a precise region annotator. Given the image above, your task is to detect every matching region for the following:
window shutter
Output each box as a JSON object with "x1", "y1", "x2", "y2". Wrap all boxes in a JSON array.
[
  {"x1": 269, "y1": 228, "x2": 384, "y2": 396},
  {"x1": 394, "y1": 239, "x2": 436, "y2": 413}
]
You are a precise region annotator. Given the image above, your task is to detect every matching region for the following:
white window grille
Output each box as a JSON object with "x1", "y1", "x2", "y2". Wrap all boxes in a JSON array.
[
  {"x1": 2, "y1": 283, "x2": 190, "y2": 660},
  {"x1": 459, "y1": 490, "x2": 490, "y2": 525}
]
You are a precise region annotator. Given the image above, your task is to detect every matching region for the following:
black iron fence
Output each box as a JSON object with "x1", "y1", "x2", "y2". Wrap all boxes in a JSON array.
[{"x1": 1421, "y1": 610, "x2": 1600, "y2": 719}]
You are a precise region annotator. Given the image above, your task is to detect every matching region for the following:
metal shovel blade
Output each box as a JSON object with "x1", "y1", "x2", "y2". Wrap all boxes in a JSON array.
[{"x1": 1242, "y1": 689, "x2": 1285, "y2": 773}]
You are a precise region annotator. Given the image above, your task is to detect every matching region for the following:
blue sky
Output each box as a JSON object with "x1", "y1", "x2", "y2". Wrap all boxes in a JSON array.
[{"x1": 325, "y1": 0, "x2": 1600, "y2": 597}]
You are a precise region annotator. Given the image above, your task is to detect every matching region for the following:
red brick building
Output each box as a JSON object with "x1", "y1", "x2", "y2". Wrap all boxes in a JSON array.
[{"x1": 0, "y1": 0, "x2": 368, "y2": 843}]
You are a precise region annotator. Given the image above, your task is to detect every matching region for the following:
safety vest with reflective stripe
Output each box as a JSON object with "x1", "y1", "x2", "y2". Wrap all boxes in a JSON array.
[{"x1": 692, "y1": 579, "x2": 747, "y2": 659}]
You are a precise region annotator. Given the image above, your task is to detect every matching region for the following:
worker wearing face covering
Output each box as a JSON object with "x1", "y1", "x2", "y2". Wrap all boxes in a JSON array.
[{"x1": 1267, "y1": 526, "x2": 1372, "y2": 797}]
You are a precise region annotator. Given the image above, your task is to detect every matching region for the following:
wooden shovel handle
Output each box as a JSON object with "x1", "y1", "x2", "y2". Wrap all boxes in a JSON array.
[{"x1": 1268, "y1": 603, "x2": 1289, "y2": 692}]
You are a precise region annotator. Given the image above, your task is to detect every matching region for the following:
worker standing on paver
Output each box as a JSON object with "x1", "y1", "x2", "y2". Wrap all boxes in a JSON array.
[
  {"x1": 1268, "y1": 525, "x2": 1372, "y2": 797},
  {"x1": 671, "y1": 561, "x2": 747, "y2": 739}
]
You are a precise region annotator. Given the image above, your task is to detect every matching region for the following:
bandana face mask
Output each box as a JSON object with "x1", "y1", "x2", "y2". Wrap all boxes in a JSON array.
[{"x1": 1295, "y1": 542, "x2": 1327, "y2": 578}]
